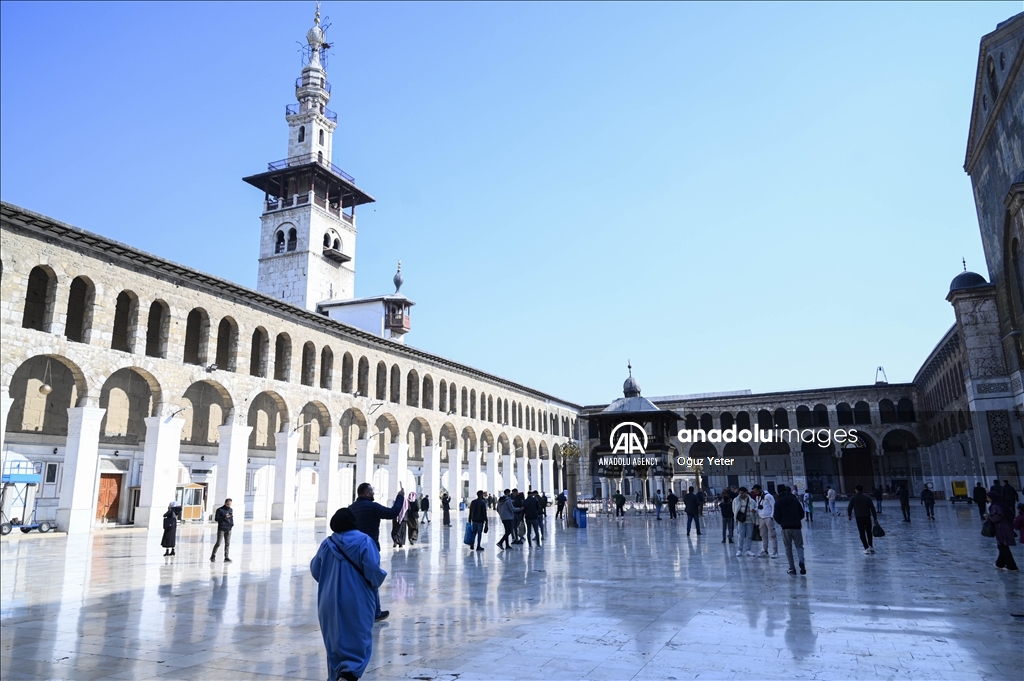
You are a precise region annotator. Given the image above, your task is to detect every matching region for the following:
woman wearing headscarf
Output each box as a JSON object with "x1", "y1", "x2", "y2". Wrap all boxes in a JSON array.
[
  {"x1": 391, "y1": 492, "x2": 409, "y2": 548},
  {"x1": 986, "y1": 490, "x2": 1019, "y2": 571},
  {"x1": 161, "y1": 502, "x2": 177, "y2": 556},
  {"x1": 311, "y1": 508, "x2": 387, "y2": 681},
  {"x1": 405, "y1": 492, "x2": 420, "y2": 545}
]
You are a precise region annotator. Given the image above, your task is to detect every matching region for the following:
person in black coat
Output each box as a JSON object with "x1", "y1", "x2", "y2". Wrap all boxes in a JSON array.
[
  {"x1": 897, "y1": 484, "x2": 911, "y2": 522},
  {"x1": 973, "y1": 482, "x2": 989, "y2": 519},
  {"x1": 848, "y1": 485, "x2": 879, "y2": 553},
  {"x1": 773, "y1": 485, "x2": 805, "y2": 575},
  {"x1": 161, "y1": 502, "x2": 177, "y2": 556},
  {"x1": 441, "y1": 493, "x2": 452, "y2": 526},
  {"x1": 348, "y1": 482, "x2": 404, "y2": 622},
  {"x1": 1001, "y1": 480, "x2": 1019, "y2": 510},
  {"x1": 420, "y1": 495, "x2": 430, "y2": 524},
  {"x1": 920, "y1": 484, "x2": 935, "y2": 520},
  {"x1": 683, "y1": 487, "x2": 701, "y2": 536},
  {"x1": 873, "y1": 486, "x2": 884, "y2": 513},
  {"x1": 666, "y1": 491, "x2": 679, "y2": 520}
]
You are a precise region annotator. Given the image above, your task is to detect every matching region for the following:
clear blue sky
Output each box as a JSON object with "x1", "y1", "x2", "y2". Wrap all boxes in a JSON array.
[{"x1": 2, "y1": 2, "x2": 1020, "y2": 405}]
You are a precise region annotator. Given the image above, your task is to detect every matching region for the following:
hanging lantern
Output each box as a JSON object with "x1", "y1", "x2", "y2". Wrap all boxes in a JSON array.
[{"x1": 38, "y1": 359, "x2": 53, "y2": 395}]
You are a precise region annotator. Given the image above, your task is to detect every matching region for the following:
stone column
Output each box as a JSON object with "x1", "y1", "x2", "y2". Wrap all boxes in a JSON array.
[
  {"x1": 487, "y1": 449, "x2": 499, "y2": 495},
  {"x1": 834, "y1": 450, "x2": 846, "y2": 495},
  {"x1": 1, "y1": 394, "x2": 14, "y2": 456},
  {"x1": 517, "y1": 452, "x2": 527, "y2": 490},
  {"x1": 135, "y1": 415, "x2": 186, "y2": 532},
  {"x1": 388, "y1": 442, "x2": 409, "y2": 498},
  {"x1": 215, "y1": 423, "x2": 251, "y2": 525},
  {"x1": 467, "y1": 450, "x2": 481, "y2": 498},
  {"x1": 790, "y1": 448, "x2": 807, "y2": 494},
  {"x1": 55, "y1": 406, "x2": 106, "y2": 534},
  {"x1": 502, "y1": 452, "x2": 512, "y2": 492},
  {"x1": 272, "y1": 426, "x2": 299, "y2": 521},
  {"x1": 355, "y1": 438, "x2": 376, "y2": 490},
  {"x1": 316, "y1": 428, "x2": 342, "y2": 517},
  {"x1": 423, "y1": 444, "x2": 442, "y2": 510},
  {"x1": 339, "y1": 465, "x2": 355, "y2": 506}
]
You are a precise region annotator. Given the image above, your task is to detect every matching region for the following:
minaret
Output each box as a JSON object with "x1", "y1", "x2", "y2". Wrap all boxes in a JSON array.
[{"x1": 244, "y1": 6, "x2": 375, "y2": 310}]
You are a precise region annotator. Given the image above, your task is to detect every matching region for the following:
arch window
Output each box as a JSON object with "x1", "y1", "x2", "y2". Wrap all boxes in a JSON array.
[
  {"x1": 422, "y1": 376, "x2": 434, "y2": 410},
  {"x1": 773, "y1": 408, "x2": 789, "y2": 429},
  {"x1": 341, "y1": 352, "x2": 354, "y2": 393},
  {"x1": 318, "y1": 347, "x2": 333, "y2": 389},
  {"x1": 215, "y1": 317, "x2": 237, "y2": 371},
  {"x1": 249, "y1": 328, "x2": 269, "y2": 377},
  {"x1": 287, "y1": 228, "x2": 297, "y2": 252},
  {"x1": 406, "y1": 370, "x2": 420, "y2": 407},
  {"x1": 853, "y1": 401, "x2": 871, "y2": 425},
  {"x1": 987, "y1": 56, "x2": 999, "y2": 100},
  {"x1": 685, "y1": 414, "x2": 699, "y2": 431},
  {"x1": 879, "y1": 399, "x2": 897, "y2": 424},
  {"x1": 21, "y1": 266, "x2": 56, "y2": 331},
  {"x1": 720, "y1": 412, "x2": 734, "y2": 430},
  {"x1": 111, "y1": 290, "x2": 138, "y2": 352},
  {"x1": 389, "y1": 365, "x2": 401, "y2": 403},
  {"x1": 145, "y1": 300, "x2": 170, "y2": 358},
  {"x1": 375, "y1": 361, "x2": 387, "y2": 400},
  {"x1": 274, "y1": 333, "x2": 292, "y2": 381},
  {"x1": 65, "y1": 276, "x2": 95, "y2": 343},
  {"x1": 183, "y1": 308, "x2": 210, "y2": 365},
  {"x1": 275, "y1": 230, "x2": 286, "y2": 254},
  {"x1": 470, "y1": 390, "x2": 477, "y2": 419},
  {"x1": 461, "y1": 388, "x2": 468, "y2": 417},
  {"x1": 318, "y1": 151, "x2": 323, "y2": 164},
  {"x1": 896, "y1": 398, "x2": 915, "y2": 423},
  {"x1": 488, "y1": 396, "x2": 494, "y2": 422},
  {"x1": 300, "y1": 342, "x2": 316, "y2": 386},
  {"x1": 812, "y1": 404, "x2": 829, "y2": 427},
  {"x1": 323, "y1": 233, "x2": 332, "y2": 248},
  {"x1": 511, "y1": 401, "x2": 518, "y2": 428},
  {"x1": 700, "y1": 413, "x2": 714, "y2": 432},
  {"x1": 449, "y1": 383, "x2": 457, "y2": 415},
  {"x1": 357, "y1": 357, "x2": 370, "y2": 397},
  {"x1": 439, "y1": 379, "x2": 448, "y2": 412},
  {"x1": 298, "y1": 126, "x2": 305, "y2": 143},
  {"x1": 757, "y1": 410, "x2": 774, "y2": 430},
  {"x1": 737, "y1": 411, "x2": 751, "y2": 432},
  {"x1": 319, "y1": 129, "x2": 325, "y2": 145},
  {"x1": 836, "y1": 403, "x2": 854, "y2": 426},
  {"x1": 333, "y1": 238, "x2": 340, "y2": 250},
  {"x1": 795, "y1": 406, "x2": 812, "y2": 428}
]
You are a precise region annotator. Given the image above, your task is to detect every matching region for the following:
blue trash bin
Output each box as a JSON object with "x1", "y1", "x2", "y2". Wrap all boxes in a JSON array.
[
  {"x1": 459, "y1": 501, "x2": 466, "y2": 511},
  {"x1": 575, "y1": 507, "x2": 587, "y2": 528}
]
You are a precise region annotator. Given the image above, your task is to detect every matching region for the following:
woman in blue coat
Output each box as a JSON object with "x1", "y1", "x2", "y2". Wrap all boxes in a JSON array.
[{"x1": 311, "y1": 508, "x2": 388, "y2": 680}]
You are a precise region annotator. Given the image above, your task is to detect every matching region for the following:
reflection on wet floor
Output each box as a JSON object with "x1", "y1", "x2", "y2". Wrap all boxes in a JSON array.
[{"x1": 1, "y1": 502, "x2": 1022, "y2": 680}]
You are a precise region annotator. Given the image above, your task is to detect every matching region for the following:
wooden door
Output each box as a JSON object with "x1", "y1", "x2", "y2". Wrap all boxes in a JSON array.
[{"x1": 96, "y1": 474, "x2": 122, "y2": 521}]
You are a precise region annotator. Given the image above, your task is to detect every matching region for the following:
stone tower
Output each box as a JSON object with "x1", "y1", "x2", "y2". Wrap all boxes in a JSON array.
[{"x1": 244, "y1": 7, "x2": 375, "y2": 310}]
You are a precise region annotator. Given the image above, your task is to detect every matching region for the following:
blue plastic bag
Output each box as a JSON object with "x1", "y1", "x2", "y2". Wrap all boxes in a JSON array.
[{"x1": 463, "y1": 521, "x2": 474, "y2": 545}]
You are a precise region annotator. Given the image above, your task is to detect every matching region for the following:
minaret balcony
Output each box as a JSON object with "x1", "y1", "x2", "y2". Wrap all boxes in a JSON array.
[
  {"x1": 286, "y1": 103, "x2": 338, "y2": 124},
  {"x1": 267, "y1": 152, "x2": 353, "y2": 182},
  {"x1": 296, "y1": 76, "x2": 332, "y2": 94},
  {"x1": 385, "y1": 312, "x2": 411, "y2": 333},
  {"x1": 322, "y1": 246, "x2": 351, "y2": 263}
]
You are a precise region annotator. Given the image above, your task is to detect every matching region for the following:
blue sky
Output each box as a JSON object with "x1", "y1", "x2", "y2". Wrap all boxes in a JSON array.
[{"x1": 1, "y1": 2, "x2": 1020, "y2": 405}]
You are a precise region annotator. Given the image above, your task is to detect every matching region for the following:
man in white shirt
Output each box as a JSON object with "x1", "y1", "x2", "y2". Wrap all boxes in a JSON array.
[
  {"x1": 751, "y1": 484, "x2": 778, "y2": 558},
  {"x1": 825, "y1": 486, "x2": 837, "y2": 515}
]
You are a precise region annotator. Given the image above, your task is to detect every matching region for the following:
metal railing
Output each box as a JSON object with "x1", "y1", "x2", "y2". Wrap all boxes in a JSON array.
[
  {"x1": 285, "y1": 103, "x2": 338, "y2": 124},
  {"x1": 267, "y1": 152, "x2": 355, "y2": 183},
  {"x1": 296, "y1": 76, "x2": 332, "y2": 94}
]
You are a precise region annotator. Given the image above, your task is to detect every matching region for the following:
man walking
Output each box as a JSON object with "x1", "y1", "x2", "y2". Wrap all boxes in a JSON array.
[
  {"x1": 683, "y1": 486, "x2": 702, "y2": 536},
  {"x1": 556, "y1": 491, "x2": 567, "y2": 519},
  {"x1": 1002, "y1": 480, "x2": 1019, "y2": 510},
  {"x1": 873, "y1": 486, "x2": 884, "y2": 514},
  {"x1": 524, "y1": 490, "x2": 542, "y2": 546},
  {"x1": 348, "y1": 483, "x2": 405, "y2": 621},
  {"x1": 774, "y1": 484, "x2": 806, "y2": 575},
  {"x1": 420, "y1": 495, "x2": 430, "y2": 524},
  {"x1": 824, "y1": 486, "x2": 835, "y2": 515},
  {"x1": 613, "y1": 489, "x2": 626, "y2": 517},
  {"x1": 497, "y1": 489, "x2": 516, "y2": 550},
  {"x1": 467, "y1": 490, "x2": 488, "y2": 551},
  {"x1": 848, "y1": 484, "x2": 878, "y2": 554},
  {"x1": 720, "y1": 492, "x2": 735, "y2": 543},
  {"x1": 210, "y1": 498, "x2": 234, "y2": 563},
  {"x1": 973, "y1": 482, "x2": 988, "y2": 520},
  {"x1": 921, "y1": 483, "x2": 935, "y2": 520},
  {"x1": 751, "y1": 484, "x2": 778, "y2": 558},
  {"x1": 654, "y1": 489, "x2": 665, "y2": 520},
  {"x1": 897, "y1": 484, "x2": 911, "y2": 522},
  {"x1": 666, "y1": 489, "x2": 679, "y2": 520}
]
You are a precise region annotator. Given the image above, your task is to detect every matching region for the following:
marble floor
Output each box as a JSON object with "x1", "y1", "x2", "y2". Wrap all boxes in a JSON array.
[{"x1": 2, "y1": 501, "x2": 1022, "y2": 681}]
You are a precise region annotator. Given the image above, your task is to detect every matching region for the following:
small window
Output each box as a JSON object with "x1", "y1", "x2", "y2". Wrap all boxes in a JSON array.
[
  {"x1": 324, "y1": 233, "x2": 332, "y2": 248},
  {"x1": 987, "y1": 56, "x2": 999, "y2": 99},
  {"x1": 298, "y1": 126, "x2": 305, "y2": 143},
  {"x1": 275, "y1": 230, "x2": 286, "y2": 254},
  {"x1": 287, "y1": 228, "x2": 297, "y2": 252},
  {"x1": 1000, "y1": 52, "x2": 1005, "y2": 70},
  {"x1": 45, "y1": 463, "x2": 58, "y2": 484},
  {"x1": 319, "y1": 129, "x2": 325, "y2": 145},
  {"x1": 333, "y1": 238, "x2": 340, "y2": 250},
  {"x1": 317, "y1": 151, "x2": 323, "y2": 164}
]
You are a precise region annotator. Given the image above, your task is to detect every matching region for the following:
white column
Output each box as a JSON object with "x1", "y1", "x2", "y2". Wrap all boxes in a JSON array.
[
  {"x1": 543, "y1": 455, "x2": 554, "y2": 494},
  {"x1": 339, "y1": 465, "x2": 355, "y2": 506},
  {"x1": 55, "y1": 406, "x2": 106, "y2": 534},
  {"x1": 272, "y1": 426, "x2": 299, "y2": 521},
  {"x1": 135, "y1": 415, "x2": 186, "y2": 532},
  {"x1": 317, "y1": 428, "x2": 342, "y2": 517},
  {"x1": 467, "y1": 450, "x2": 481, "y2": 498},
  {"x1": 487, "y1": 449, "x2": 499, "y2": 495},
  {"x1": 517, "y1": 452, "x2": 527, "y2": 490},
  {"x1": 0, "y1": 394, "x2": 14, "y2": 456},
  {"x1": 355, "y1": 437, "x2": 376, "y2": 490},
  {"x1": 388, "y1": 442, "x2": 409, "y2": 498},
  {"x1": 215, "y1": 423, "x2": 251, "y2": 526},
  {"x1": 502, "y1": 452, "x2": 512, "y2": 492},
  {"x1": 424, "y1": 444, "x2": 442, "y2": 510}
]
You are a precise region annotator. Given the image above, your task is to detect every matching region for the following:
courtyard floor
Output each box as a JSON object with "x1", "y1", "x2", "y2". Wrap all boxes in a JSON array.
[{"x1": 2, "y1": 500, "x2": 1022, "y2": 681}]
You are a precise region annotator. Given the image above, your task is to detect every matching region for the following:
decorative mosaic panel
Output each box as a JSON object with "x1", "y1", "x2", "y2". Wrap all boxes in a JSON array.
[
  {"x1": 987, "y1": 410, "x2": 1015, "y2": 456},
  {"x1": 978, "y1": 382, "x2": 1010, "y2": 394}
]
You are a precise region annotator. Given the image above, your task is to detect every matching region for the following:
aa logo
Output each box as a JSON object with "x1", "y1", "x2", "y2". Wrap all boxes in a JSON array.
[{"x1": 610, "y1": 422, "x2": 648, "y2": 454}]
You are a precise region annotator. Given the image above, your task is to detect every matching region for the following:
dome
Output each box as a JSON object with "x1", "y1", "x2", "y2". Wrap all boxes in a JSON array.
[
  {"x1": 623, "y1": 371, "x2": 640, "y2": 398},
  {"x1": 949, "y1": 270, "x2": 988, "y2": 293}
]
